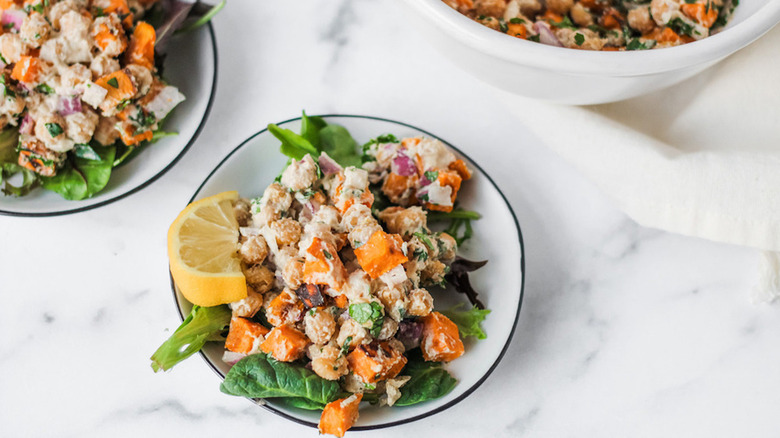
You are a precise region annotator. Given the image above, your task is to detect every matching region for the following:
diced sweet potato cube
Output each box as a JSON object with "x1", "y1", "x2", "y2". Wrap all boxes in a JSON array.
[
  {"x1": 337, "y1": 189, "x2": 374, "y2": 215},
  {"x1": 318, "y1": 393, "x2": 362, "y2": 438},
  {"x1": 224, "y1": 317, "x2": 270, "y2": 354},
  {"x1": 265, "y1": 289, "x2": 305, "y2": 327},
  {"x1": 381, "y1": 172, "x2": 414, "y2": 202},
  {"x1": 118, "y1": 123, "x2": 153, "y2": 146},
  {"x1": 125, "y1": 21, "x2": 155, "y2": 69},
  {"x1": 347, "y1": 341, "x2": 407, "y2": 384},
  {"x1": 333, "y1": 294, "x2": 348, "y2": 309},
  {"x1": 353, "y1": 230, "x2": 408, "y2": 279},
  {"x1": 507, "y1": 22, "x2": 527, "y2": 39},
  {"x1": 93, "y1": 22, "x2": 127, "y2": 52},
  {"x1": 420, "y1": 312, "x2": 464, "y2": 362},
  {"x1": 657, "y1": 27, "x2": 682, "y2": 44},
  {"x1": 448, "y1": 159, "x2": 472, "y2": 181},
  {"x1": 681, "y1": 2, "x2": 718, "y2": 27},
  {"x1": 601, "y1": 9, "x2": 624, "y2": 30},
  {"x1": 303, "y1": 237, "x2": 346, "y2": 289},
  {"x1": 11, "y1": 56, "x2": 41, "y2": 84},
  {"x1": 95, "y1": 69, "x2": 137, "y2": 104},
  {"x1": 260, "y1": 325, "x2": 310, "y2": 362},
  {"x1": 400, "y1": 137, "x2": 420, "y2": 149},
  {"x1": 424, "y1": 170, "x2": 462, "y2": 213}
]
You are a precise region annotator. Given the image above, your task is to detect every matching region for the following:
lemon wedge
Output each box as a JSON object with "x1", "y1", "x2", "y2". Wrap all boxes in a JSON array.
[{"x1": 168, "y1": 191, "x2": 247, "y2": 307}]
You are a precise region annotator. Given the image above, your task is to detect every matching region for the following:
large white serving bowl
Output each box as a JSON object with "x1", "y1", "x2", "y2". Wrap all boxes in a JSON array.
[
  {"x1": 398, "y1": 0, "x2": 780, "y2": 104},
  {"x1": 172, "y1": 115, "x2": 525, "y2": 431}
]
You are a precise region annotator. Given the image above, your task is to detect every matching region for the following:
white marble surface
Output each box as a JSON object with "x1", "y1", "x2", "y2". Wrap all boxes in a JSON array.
[{"x1": 1, "y1": 1, "x2": 778, "y2": 437}]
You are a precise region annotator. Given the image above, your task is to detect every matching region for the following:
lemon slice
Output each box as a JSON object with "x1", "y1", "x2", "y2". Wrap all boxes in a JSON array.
[{"x1": 168, "y1": 191, "x2": 247, "y2": 307}]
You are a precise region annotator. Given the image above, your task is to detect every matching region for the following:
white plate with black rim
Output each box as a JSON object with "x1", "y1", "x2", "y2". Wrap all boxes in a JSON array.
[
  {"x1": 171, "y1": 114, "x2": 525, "y2": 430},
  {"x1": 0, "y1": 23, "x2": 218, "y2": 217}
]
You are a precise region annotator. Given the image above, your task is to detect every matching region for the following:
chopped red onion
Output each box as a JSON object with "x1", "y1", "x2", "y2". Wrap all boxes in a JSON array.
[
  {"x1": 1, "y1": 9, "x2": 25, "y2": 32},
  {"x1": 59, "y1": 96, "x2": 82, "y2": 116},
  {"x1": 397, "y1": 320, "x2": 423, "y2": 350},
  {"x1": 391, "y1": 151, "x2": 417, "y2": 176},
  {"x1": 318, "y1": 152, "x2": 342, "y2": 175},
  {"x1": 534, "y1": 21, "x2": 563, "y2": 47},
  {"x1": 19, "y1": 114, "x2": 33, "y2": 135},
  {"x1": 221, "y1": 351, "x2": 246, "y2": 366}
]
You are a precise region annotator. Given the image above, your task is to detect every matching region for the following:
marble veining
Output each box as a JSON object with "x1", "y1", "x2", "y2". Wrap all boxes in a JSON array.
[{"x1": 1, "y1": 0, "x2": 778, "y2": 437}]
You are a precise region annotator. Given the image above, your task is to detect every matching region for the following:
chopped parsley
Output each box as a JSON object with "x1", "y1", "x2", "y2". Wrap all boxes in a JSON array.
[
  {"x1": 45, "y1": 123, "x2": 63, "y2": 138},
  {"x1": 549, "y1": 16, "x2": 577, "y2": 30},
  {"x1": 130, "y1": 108, "x2": 156, "y2": 128},
  {"x1": 528, "y1": 34, "x2": 540, "y2": 42},
  {"x1": 413, "y1": 247, "x2": 428, "y2": 262},
  {"x1": 107, "y1": 77, "x2": 119, "y2": 88},
  {"x1": 339, "y1": 336, "x2": 353, "y2": 357},
  {"x1": 509, "y1": 18, "x2": 526, "y2": 24},
  {"x1": 323, "y1": 250, "x2": 332, "y2": 260},
  {"x1": 348, "y1": 302, "x2": 384, "y2": 337},
  {"x1": 626, "y1": 38, "x2": 656, "y2": 50},
  {"x1": 35, "y1": 83, "x2": 54, "y2": 95},
  {"x1": 498, "y1": 18, "x2": 508, "y2": 33},
  {"x1": 0, "y1": 75, "x2": 15, "y2": 98},
  {"x1": 414, "y1": 232, "x2": 435, "y2": 251},
  {"x1": 424, "y1": 170, "x2": 438, "y2": 182},
  {"x1": 667, "y1": 17, "x2": 699, "y2": 37},
  {"x1": 574, "y1": 33, "x2": 585, "y2": 46}
]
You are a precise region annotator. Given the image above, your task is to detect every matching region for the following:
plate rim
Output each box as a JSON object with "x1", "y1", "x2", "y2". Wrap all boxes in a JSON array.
[
  {"x1": 171, "y1": 114, "x2": 526, "y2": 431},
  {"x1": 0, "y1": 22, "x2": 219, "y2": 218}
]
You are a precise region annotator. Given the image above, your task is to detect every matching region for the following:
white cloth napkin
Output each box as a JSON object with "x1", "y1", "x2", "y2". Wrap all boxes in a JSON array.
[{"x1": 498, "y1": 26, "x2": 780, "y2": 302}]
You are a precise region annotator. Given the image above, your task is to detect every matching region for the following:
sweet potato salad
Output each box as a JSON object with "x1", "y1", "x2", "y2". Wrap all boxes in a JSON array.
[
  {"x1": 152, "y1": 114, "x2": 491, "y2": 437},
  {"x1": 444, "y1": 0, "x2": 736, "y2": 50},
  {"x1": 0, "y1": 0, "x2": 223, "y2": 199}
]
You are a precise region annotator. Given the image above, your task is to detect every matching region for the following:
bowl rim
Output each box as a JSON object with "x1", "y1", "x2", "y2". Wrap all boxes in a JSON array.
[
  {"x1": 0, "y1": 23, "x2": 219, "y2": 218},
  {"x1": 171, "y1": 114, "x2": 527, "y2": 431},
  {"x1": 400, "y1": 0, "x2": 780, "y2": 76}
]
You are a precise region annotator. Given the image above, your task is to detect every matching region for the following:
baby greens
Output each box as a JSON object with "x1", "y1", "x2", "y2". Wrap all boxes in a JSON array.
[
  {"x1": 395, "y1": 355, "x2": 458, "y2": 406},
  {"x1": 0, "y1": 128, "x2": 37, "y2": 196},
  {"x1": 220, "y1": 353, "x2": 345, "y2": 409},
  {"x1": 269, "y1": 111, "x2": 363, "y2": 169},
  {"x1": 40, "y1": 144, "x2": 115, "y2": 201},
  {"x1": 150, "y1": 305, "x2": 231, "y2": 372},
  {"x1": 441, "y1": 303, "x2": 491, "y2": 340}
]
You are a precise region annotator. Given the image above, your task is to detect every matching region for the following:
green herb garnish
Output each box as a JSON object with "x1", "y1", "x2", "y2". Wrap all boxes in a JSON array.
[{"x1": 45, "y1": 123, "x2": 63, "y2": 137}]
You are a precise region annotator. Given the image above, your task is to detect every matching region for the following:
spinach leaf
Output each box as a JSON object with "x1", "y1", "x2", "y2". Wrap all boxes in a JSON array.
[
  {"x1": 40, "y1": 144, "x2": 115, "y2": 200},
  {"x1": 271, "y1": 397, "x2": 328, "y2": 411},
  {"x1": 40, "y1": 162, "x2": 88, "y2": 200},
  {"x1": 73, "y1": 144, "x2": 101, "y2": 161},
  {"x1": 395, "y1": 357, "x2": 457, "y2": 406},
  {"x1": 441, "y1": 303, "x2": 490, "y2": 340},
  {"x1": 319, "y1": 124, "x2": 362, "y2": 168},
  {"x1": 268, "y1": 123, "x2": 318, "y2": 161},
  {"x1": 150, "y1": 305, "x2": 231, "y2": 372},
  {"x1": 300, "y1": 110, "x2": 326, "y2": 149},
  {"x1": 220, "y1": 353, "x2": 345, "y2": 407}
]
